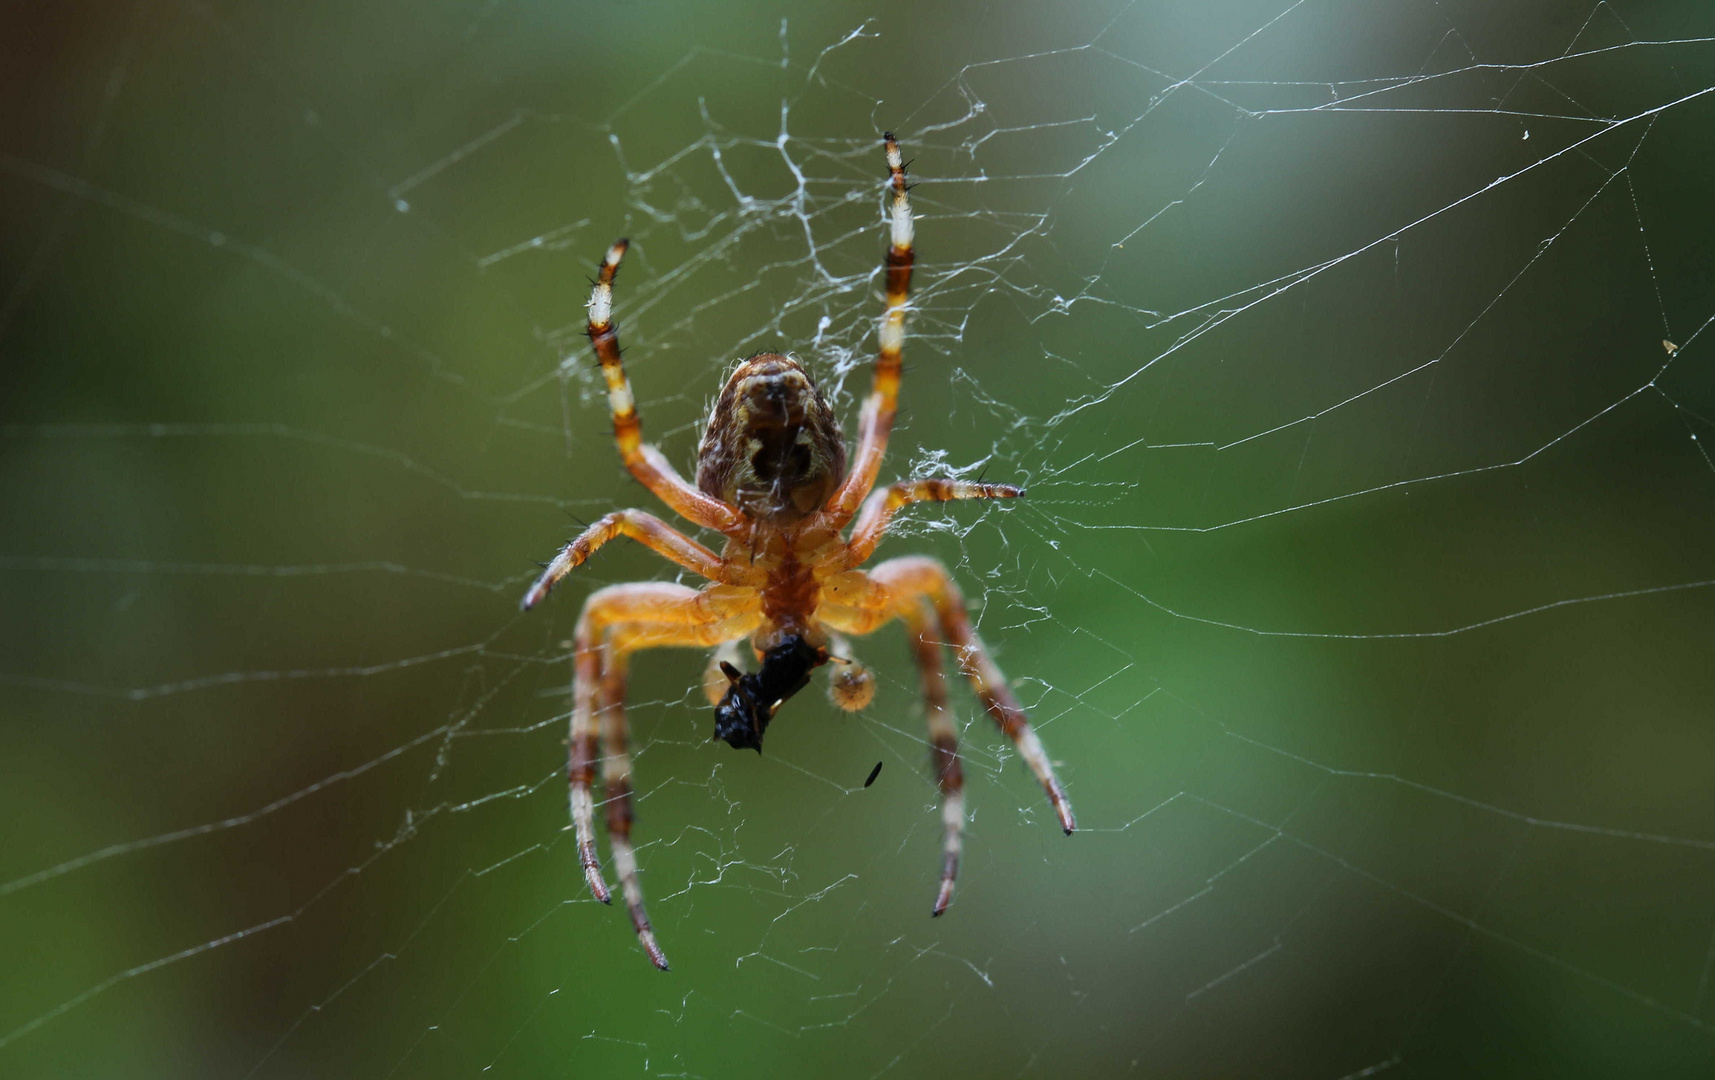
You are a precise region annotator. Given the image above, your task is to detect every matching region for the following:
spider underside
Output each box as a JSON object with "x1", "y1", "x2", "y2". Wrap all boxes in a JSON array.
[{"x1": 522, "y1": 135, "x2": 1075, "y2": 970}]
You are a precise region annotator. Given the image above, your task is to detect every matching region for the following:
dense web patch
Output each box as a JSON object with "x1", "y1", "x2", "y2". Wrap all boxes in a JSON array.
[{"x1": 3, "y1": 1, "x2": 1715, "y2": 1076}]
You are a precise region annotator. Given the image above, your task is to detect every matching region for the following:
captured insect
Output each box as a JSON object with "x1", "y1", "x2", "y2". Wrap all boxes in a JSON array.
[{"x1": 522, "y1": 135, "x2": 1075, "y2": 970}]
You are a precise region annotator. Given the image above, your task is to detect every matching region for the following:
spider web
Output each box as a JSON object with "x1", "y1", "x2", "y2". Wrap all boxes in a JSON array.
[{"x1": 4, "y1": 0, "x2": 1715, "y2": 1075}]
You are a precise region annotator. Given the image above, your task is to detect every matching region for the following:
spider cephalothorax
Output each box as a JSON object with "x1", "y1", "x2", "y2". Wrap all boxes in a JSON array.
[
  {"x1": 695, "y1": 353, "x2": 847, "y2": 524},
  {"x1": 521, "y1": 135, "x2": 1074, "y2": 971}
]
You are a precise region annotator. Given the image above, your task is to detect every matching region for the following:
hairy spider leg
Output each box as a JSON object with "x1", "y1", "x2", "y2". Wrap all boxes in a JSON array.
[
  {"x1": 570, "y1": 583, "x2": 760, "y2": 968},
  {"x1": 825, "y1": 133, "x2": 914, "y2": 522},
  {"x1": 570, "y1": 638, "x2": 609, "y2": 905},
  {"x1": 868, "y1": 556, "x2": 1076, "y2": 834},
  {"x1": 586, "y1": 240, "x2": 741, "y2": 533},
  {"x1": 844, "y1": 479, "x2": 1024, "y2": 568},
  {"x1": 572, "y1": 584, "x2": 719, "y2": 906},
  {"x1": 522, "y1": 508, "x2": 735, "y2": 610},
  {"x1": 902, "y1": 602, "x2": 964, "y2": 915},
  {"x1": 594, "y1": 647, "x2": 668, "y2": 970}
]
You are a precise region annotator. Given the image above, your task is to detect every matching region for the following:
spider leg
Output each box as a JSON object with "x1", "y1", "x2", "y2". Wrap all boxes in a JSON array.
[
  {"x1": 901, "y1": 602, "x2": 963, "y2": 915},
  {"x1": 844, "y1": 478, "x2": 1023, "y2": 568},
  {"x1": 585, "y1": 240, "x2": 741, "y2": 533},
  {"x1": 596, "y1": 646, "x2": 668, "y2": 970},
  {"x1": 868, "y1": 556, "x2": 1075, "y2": 834},
  {"x1": 523, "y1": 508, "x2": 739, "y2": 610},
  {"x1": 569, "y1": 582, "x2": 760, "y2": 969},
  {"x1": 570, "y1": 637, "x2": 610, "y2": 905},
  {"x1": 824, "y1": 134, "x2": 914, "y2": 523}
]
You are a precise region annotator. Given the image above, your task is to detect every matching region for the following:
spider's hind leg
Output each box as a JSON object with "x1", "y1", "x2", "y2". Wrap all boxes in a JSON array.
[
  {"x1": 582, "y1": 240, "x2": 739, "y2": 533},
  {"x1": 824, "y1": 133, "x2": 916, "y2": 523}
]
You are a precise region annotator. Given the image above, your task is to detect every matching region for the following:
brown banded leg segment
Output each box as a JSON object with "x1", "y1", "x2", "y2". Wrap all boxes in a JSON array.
[
  {"x1": 869, "y1": 556, "x2": 1075, "y2": 834},
  {"x1": 570, "y1": 637, "x2": 610, "y2": 905},
  {"x1": 844, "y1": 479, "x2": 1024, "y2": 568},
  {"x1": 825, "y1": 134, "x2": 914, "y2": 523},
  {"x1": 522, "y1": 509, "x2": 733, "y2": 611},
  {"x1": 596, "y1": 650, "x2": 669, "y2": 971},
  {"x1": 570, "y1": 583, "x2": 740, "y2": 906},
  {"x1": 585, "y1": 240, "x2": 740, "y2": 533},
  {"x1": 568, "y1": 583, "x2": 761, "y2": 969},
  {"x1": 902, "y1": 604, "x2": 963, "y2": 915}
]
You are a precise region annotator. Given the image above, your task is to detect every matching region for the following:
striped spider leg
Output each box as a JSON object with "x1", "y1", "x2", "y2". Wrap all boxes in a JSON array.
[
  {"x1": 523, "y1": 240, "x2": 758, "y2": 971},
  {"x1": 573, "y1": 585, "x2": 758, "y2": 971},
  {"x1": 819, "y1": 556, "x2": 1075, "y2": 915}
]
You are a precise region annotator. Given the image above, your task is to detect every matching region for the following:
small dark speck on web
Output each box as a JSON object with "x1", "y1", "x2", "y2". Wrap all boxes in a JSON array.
[{"x1": 863, "y1": 761, "x2": 883, "y2": 788}]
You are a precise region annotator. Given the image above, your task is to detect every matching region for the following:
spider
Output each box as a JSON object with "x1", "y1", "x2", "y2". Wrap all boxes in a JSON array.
[{"x1": 522, "y1": 135, "x2": 1075, "y2": 970}]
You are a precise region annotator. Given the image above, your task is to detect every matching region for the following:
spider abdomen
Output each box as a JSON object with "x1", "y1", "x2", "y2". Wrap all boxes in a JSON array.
[{"x1": 695, "y1": 353, "x2": 846, "y2": 523}]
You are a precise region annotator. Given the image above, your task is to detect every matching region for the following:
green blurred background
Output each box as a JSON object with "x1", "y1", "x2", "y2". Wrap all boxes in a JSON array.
[{"x1": 4, "y1": 0, "x2": 1715, "y2": 1076}]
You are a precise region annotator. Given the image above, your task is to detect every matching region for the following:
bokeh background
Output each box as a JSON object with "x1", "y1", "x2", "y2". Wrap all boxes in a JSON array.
[{"x1": 5, "y1": 0, "x2": 1715, "y2": 1076}]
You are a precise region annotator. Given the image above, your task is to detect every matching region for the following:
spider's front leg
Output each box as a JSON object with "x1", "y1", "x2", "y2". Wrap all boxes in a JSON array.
[
  {"x1": 594, "y1": 645, "x2": 667, "y2": 969},
  {"x1": 568, "y1": 583, "x2": 759, "y2": 970},
  {"x1": 901, "y1": 603, "x2": 963, "y2": 914},
  {"x1": 870, "y1": 556, "x2": 1076, "y2": 835}
]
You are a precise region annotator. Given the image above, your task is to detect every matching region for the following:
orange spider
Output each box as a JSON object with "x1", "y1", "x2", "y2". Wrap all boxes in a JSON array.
[{"x1": 522, "y1": 135, "x2": 1075, "y2": 970}]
